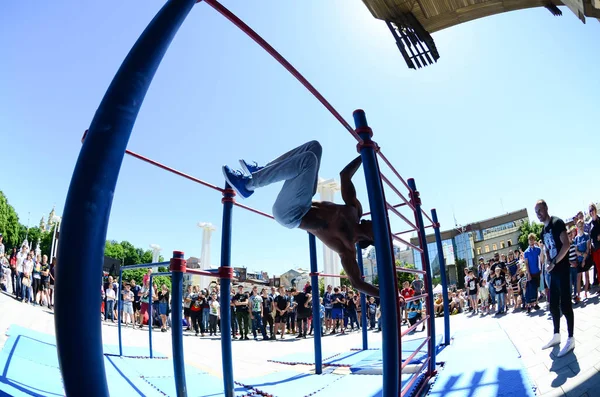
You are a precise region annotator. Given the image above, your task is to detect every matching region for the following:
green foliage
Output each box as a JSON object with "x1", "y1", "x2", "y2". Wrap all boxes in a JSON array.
[
  {"x1": 518, "y1": 221, "x2": 544, "y2": 251},
  {"x1": 339, "y1": 270, "x2": 351, "y2": 287},
  {"x1": 318, "y1": 278, "x2": 325, "y2": 296},
  {"x1": 0, "y1": 191, "x2": 21, "y2": 250},
  {"x1": 396, "y1": 260, "x2": 416, "y2": 287},
  {"x1": 158, "y1": 266, "x2": 168, "y2": 273}
]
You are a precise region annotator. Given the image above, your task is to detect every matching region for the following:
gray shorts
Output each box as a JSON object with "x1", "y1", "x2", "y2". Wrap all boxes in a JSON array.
[{"x1": 123, "y1": 303, "x2": 134, "y2": 314}]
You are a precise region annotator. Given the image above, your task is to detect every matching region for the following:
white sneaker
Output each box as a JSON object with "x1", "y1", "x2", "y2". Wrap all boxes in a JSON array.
[
  {"x1": 557, "y1": 337, "x2": 575, "y2": 357},
  {"x1": 542, "y1": 334, "x2": 561, "y2": 350}
]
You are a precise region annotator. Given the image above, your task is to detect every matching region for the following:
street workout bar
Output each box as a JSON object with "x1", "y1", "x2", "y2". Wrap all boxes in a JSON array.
[
  {"x1": 392, "y1": 234, "x2": 422, "y2": 252},
  {"x1": 123, "y1": 147, "x2": 275, "y2": 220},
  {"x1": 363, "y1": 202, "x2": 406, "y2": 216}
]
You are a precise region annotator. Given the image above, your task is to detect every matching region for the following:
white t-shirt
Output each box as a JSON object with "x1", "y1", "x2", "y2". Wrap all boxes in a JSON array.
[
  {"x1": 106, "y1": 288, "x2": 116, "y2": 301},
  {"x1": 16, "y1": 252, "x2": 27, "y2": 273},
  {"x1": 210, "y1": 300, "x2": 220, "y2": 316},
  {"x1": 23, "y1": 259, "x2": 34, "y2": 276}
]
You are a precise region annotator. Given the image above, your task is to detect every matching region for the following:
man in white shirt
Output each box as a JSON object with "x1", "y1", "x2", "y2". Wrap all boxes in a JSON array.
[{"x1": 15, "y1": 245, "x2": 28, "y2": 300}]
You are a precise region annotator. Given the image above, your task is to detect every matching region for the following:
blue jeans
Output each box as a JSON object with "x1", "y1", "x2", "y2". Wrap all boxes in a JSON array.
[
  {"x1": 346, "y1": 309, "x2": 359, "y2": 330},
  {"x1": 496, "y1": 292, "x2": 506, "y2": 313},
  {"x1": 251, "y1": 312, "x2": 267, "y2": 338},
  {"x1": 570, "y1": 267, "x2": 579, "y2": 297},
  {"x1": 21, "y1": 277, "x2": 30, "y2": 302},
  {"x1": 106, "y1": 300, "x2": 115, "y2": 321},
  {"x1": 247, "y1": 141, "x2": 322, "y2": 228},
  {"x1": 16, "y1": 272, "x2": 23, "y2": 299},
  {"x1": 202, "y1": 308, "x2": 210, "y2": 331},
  {"x1": 488, "y1": 284, "x2": 496, "y2": 305}
]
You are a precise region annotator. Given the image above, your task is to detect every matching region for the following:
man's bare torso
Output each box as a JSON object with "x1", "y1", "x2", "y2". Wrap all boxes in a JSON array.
[{"x1": 299, "y1": 201, "x2": 359, "y2": 255}]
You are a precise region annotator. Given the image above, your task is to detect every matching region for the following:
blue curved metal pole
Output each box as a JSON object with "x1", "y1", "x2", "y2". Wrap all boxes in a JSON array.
[
  {"x1": 149, "y1": 274, "x2": 154, "y2": 359},
  {"x1": 431, "y1": 209, "x2": 450, "y2": 346},
  {"x1": 220, "y1": 184, "x2": 235, "y2": 397},
  {"x1": 408, "y1": 178, "x2": 436, "y2": 376},
  {"x1": 170, "y1": 253, "x2": 187, "y2": 397},
  {"x1": 356, "y1": 246, "x2": 368, "y2": 350},
  {"x1": 118, "y1": 269, "x2": 123, "y2": 356},
  {"x1": 308, "y1": 233, "x2": 322, "y2": 374},
  {"x1": 54, "y1": 1, "x2": 196, "y2": 395},
  {"x1": 353, "y1": 110, "x2": 399, "y2": 397}
]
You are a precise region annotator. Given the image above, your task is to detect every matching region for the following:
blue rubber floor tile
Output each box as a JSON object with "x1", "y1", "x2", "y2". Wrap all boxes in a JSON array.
[{"x1": 239, "y1": 371, "x2": 343, "y2": 397}]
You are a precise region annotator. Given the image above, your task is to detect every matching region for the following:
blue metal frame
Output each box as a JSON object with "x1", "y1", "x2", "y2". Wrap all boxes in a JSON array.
[
  {"x1": 54, "y1": 1, "x2": 196, "y2": 395},
  {"x1": 220, "y1": 184, "x2": 235, "y2": 397},
  {"x1": 431, "y1": 209, "x2": 450, "y2": 345},
  {"x1": 118, "y1": 262, "x2": 171, "y2": 356},
  {"x1": 353, "y1": 109, "x2": 399, "y2": 397},
  {"x1": 408, "y1": 178, "x2": 436, "y2": 375},
  {"x1": 308, "y1": 233, "x2": 322, "y2": 374},
  {"x1": 148, "y1": 272, "x2": 173, "y2": 359},
  {"x1": 169, "y1": 252, "x2": 187, "y2": 397},
  {"x1": 356, "y1": 245, "x2": 368, "y2": 350}
]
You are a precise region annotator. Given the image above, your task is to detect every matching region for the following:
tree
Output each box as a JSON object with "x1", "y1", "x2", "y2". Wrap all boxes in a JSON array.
[
  {"x1": 339, "y1": 270, "x2": 351, "y2": 288},
  {"x1": 396, "y1": 260, "x2": 416, "y2": 287},
  {"x1": 0, "y1": 191, "x2": 21, "y2": 250},
  {"x1": 518, "y1": 221, "x2": 544, "y2": 251}
]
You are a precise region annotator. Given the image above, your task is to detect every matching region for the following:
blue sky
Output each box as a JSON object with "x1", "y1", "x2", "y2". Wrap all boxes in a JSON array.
[{"x1": 2, "y1": 0, "x2": 599, "y2": 275}]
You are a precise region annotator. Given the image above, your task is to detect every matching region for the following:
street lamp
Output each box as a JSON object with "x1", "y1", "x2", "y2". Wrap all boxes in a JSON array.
[{"x1": 50, "y1": 215, "x2": 62, "y2": 260}]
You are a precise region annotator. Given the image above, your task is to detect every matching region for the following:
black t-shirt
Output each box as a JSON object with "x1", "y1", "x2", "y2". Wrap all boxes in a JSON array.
[
  {"x1": 542, "y1": 216, "x2": 569, "y2": 272},
  {"x1": 506, "y1": 260, "x2": 518, "y2": 276},
  {"x1": 331, "y1": 293, "x2": 345, "y2": 309},
  {"x1": 295, "y1": 293, "x2": 312, "y2": 316},
  {"x1": 262, "y1": 295, "x2": 273, "y2": 312},
  {"x1": 589, "y1": 218, "x2": 600, "y2": 252},
  {"x1": 492, "y1": 274, "x2": 507, "y2": 294},
  {"x1": 233, "y1": 293, "x2": 249, "y2": 311},
  {"x1": 40, "y1": 264, "x2": 50, "y2": 282},
  {"x1": 158, "y1": 291, "x2": 169, "y2": 304},
  {"x1": 345, "y1": 297, "x2": 357, "y2": 311},
  {"x1": 490, "y1": 262, "x2": 506, "y2": 277},
  {"x1": 275, "y1": 295, "x2": 289, "y2": 311},
  {"x1": 467, "y1": 276, "x2": 478, "y2": 293}
]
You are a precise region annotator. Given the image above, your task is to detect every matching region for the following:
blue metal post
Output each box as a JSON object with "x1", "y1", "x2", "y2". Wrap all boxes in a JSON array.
[
  {"x1": 353, "y1": 110, "x2": 399, "y2": 397},
  {"x1": 408, "y1": 178, "x2": 436, "y2": 375},
  {"x1": 149, "y1": 275, "x2": 154, "y2": 359},
  {"x1": 118, "y1": 269, "x2": 123, "y2": 356},
  {"x1": 356, "y1": 246, "x2": 368, "y2": 350},
  {"x1": 220, "y1": 185, "x2": 235, "y2": 397},
  {"x1": 54, "y1": 1, "x2": 196, "y2": 395},
  {"x1": 431, "y1": 209, "x2": 450, "y2": 346},
  {"x1": 308, "y1": 233, "x2": 322, "y2": 374},
  {"x1": 170, "y1": 253, "x2": 187, "y2": 397}
]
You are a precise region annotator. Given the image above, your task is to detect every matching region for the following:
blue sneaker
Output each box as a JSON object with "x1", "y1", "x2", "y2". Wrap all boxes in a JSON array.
[
  {"x1": 222, "y1": 165, "x2": 253, "y2": 199},
  {"x1": 239, "y1": 159, "x2": 263, "y2": 175}
]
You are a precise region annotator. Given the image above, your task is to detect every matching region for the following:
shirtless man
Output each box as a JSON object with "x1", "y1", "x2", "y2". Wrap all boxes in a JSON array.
[{"x1": 222, "y1": 140, "x2": 377, "y2": 297}]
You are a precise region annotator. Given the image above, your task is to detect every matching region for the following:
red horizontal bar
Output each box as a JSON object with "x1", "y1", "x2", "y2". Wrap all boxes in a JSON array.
[
  {"x1": 126, "y1": 149, "x2": 224, "y2": 193},
  {"x1": 309, "y1": 272, "x2": 348, "y2": 279},
  {"x1": 401, "y1": 357, "x2": 430, "y2": 397},
  {"x1": 401, "y1": 314, "x2": 429, "y2": 338},
  {"x1": 395, "y1": 266, "x2": 426, "y2": 275},
  {"x1": 233, "y1": 202, "x2": 274, "y2": 220},
  {"x1": 185, "y1": 268, "x2": 222, "y2": 278},
  {"x1": 380, "y1": 174, "x2": 415, "y2": 211},
  {"x1": 394, "y1": 228, "x2": 416, "y2": 236},
  {"x1": 401, "y1": 337, "x2": 430, "y2": 370},
  {"x1": 402, "y1": 294, "x2": 429, "y2": 304},
  {"x1": 378, "y1": 152, "x2": 411, "y2": 192},
  {"x1": 124, "y1": 148, "x2": 276, "y2": 221},
  {"x1": 203, "y1": 0, "x2": 362, "y2": 143},
  {"x1": 363, "y1": 202, "x2": 406, "y2": 217},
  {"x1": 392, "y1": 235, "x2": 423, "y2": 253},
  {"x1": 421, "y1": 210, "x2": 435, "y2": 226},
  {"x1": 386, "y1": 202, "x2": 419, "y2": 232}
]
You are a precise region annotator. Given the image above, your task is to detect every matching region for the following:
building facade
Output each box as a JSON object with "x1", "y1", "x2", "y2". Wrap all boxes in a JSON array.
[{"x1": 410, "y1": 208, "x2": 529, "y2": 284}]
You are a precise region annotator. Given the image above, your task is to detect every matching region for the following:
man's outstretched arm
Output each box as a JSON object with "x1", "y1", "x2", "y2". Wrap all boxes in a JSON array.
[
  {"x1": 340, "y1": 252, "x2": 379, "y2": 297},
  {"x1": 340, "y1": 156, "x2": 363, "y2": 216}
]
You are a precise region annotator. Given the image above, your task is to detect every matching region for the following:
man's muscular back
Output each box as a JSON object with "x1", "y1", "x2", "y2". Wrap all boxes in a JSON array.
[{"x1": 300, "y1": 201, "x2": 359, "y2": 256}]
